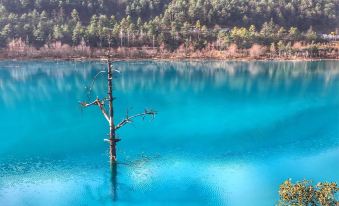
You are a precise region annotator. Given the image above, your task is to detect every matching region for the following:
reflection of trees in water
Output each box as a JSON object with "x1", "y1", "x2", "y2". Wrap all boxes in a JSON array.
[
  {"x1": 0, "y1": 61, "x2": 104, "y2": 106},
  {"x1": 0, "y1": 60, "x2": 338, "y2": 106},
  {"x1": 115, "y1": 60, "x2": 339, "y2": 92}
]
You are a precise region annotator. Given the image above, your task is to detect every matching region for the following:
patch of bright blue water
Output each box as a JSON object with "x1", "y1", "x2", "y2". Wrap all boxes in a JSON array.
[{"x1": 0, "y1": 60, "x2": 338, "y2": 205}]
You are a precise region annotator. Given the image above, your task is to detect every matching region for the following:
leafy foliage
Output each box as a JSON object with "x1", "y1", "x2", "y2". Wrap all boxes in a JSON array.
[{"x1": 278, "y1": 179, "x2": 339, "y2": 206}]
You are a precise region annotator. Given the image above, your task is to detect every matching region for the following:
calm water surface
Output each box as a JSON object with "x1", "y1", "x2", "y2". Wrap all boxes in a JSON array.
[{"x1": 0, "y1": 60, "x2": 338, "y2": 205}]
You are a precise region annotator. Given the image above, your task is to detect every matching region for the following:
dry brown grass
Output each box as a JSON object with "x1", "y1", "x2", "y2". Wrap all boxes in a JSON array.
[{"x1": 249, "y1": 44, "x2": 266, "y2": 57}]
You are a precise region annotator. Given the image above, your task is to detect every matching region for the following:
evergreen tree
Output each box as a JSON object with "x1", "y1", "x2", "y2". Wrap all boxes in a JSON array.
[{"x1": 72, "y1": 21, "x2": 84, "y2": 45}]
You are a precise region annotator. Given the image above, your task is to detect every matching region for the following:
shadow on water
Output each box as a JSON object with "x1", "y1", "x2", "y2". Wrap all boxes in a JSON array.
[
  {"x1": 105, "y1": 155, "x2": 159, "y2": 203},
  {"x1": 110, "y1": 163, "x2": 118, "y2": 202}
]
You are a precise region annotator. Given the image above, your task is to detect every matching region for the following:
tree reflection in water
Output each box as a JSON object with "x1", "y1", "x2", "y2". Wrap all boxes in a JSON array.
[{"x1": 0, "y1": 60, "x2": 338, "y2": 107}]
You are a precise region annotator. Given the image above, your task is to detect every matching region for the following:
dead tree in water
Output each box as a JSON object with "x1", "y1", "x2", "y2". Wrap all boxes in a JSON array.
[{"x1": 80, "y1": 60, "x2": 156, "y2": 163}]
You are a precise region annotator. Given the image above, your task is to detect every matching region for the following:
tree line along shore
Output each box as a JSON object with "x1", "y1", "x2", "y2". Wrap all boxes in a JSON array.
[
  {"x1": 0, "y1": 0, "x2": 338, "y2": 59},
  {"x1": 2, "y1": 38, "x2": 338, "y2": 60}
]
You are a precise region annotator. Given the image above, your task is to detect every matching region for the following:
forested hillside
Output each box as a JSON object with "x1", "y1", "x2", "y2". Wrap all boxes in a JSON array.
[{"x1": 0, "y1": 0, "x2": 338, "y2": 50}]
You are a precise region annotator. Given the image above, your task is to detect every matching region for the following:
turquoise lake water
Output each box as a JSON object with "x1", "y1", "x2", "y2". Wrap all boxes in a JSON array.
[{"x1": 0, "y1": 60, "x2": 338, "y2": 205}]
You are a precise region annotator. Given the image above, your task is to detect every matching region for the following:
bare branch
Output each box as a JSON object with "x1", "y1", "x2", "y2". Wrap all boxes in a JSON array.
[
  {"x1": 86, "y1": 70, "x2": 106, "y2": 101},
  {"x1": 79, "y1": 99, "x2": 99, "y2": 107},
  {"x1": 115, "y1": 109, "x2": 157, "y2": 130},
  {"x1": 79, "y1": 97, "x2": 110, "y2": 122}
]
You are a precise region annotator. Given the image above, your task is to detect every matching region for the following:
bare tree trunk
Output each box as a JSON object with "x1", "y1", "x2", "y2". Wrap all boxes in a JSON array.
[
  {"x1": 80, "y1": 60, "x2": 156, "y2": 163},
  {"x1": 107, "y1": 61, "x2": 116, "y2": 162}
]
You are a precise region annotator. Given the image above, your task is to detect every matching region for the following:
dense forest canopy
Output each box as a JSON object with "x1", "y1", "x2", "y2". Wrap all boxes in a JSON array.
[{"x1": 0, "y1": 0, "x2": 338, "y2": 49}]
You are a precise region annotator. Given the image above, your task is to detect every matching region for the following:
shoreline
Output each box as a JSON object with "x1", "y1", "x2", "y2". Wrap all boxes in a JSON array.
[
  {"x1": 0, "y1": 55, "x2": 338, "y2": 62},
  {"x1": 2, "y1": 44, "x2": 338, "y2": 62}
]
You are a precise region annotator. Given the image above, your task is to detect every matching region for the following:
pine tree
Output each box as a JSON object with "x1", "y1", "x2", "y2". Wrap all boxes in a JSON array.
[{"x1": 72, "y1": 22, "x2": 84, "y2": 45}]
